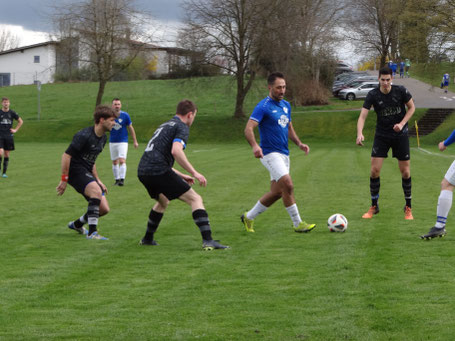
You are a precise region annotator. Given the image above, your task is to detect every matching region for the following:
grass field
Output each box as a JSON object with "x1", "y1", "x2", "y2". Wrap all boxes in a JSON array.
[
  {"x1": 1, "y1": 76, "x2": 455, "y2": 340},
  {"x1": 2, "y1": 138, "x2": 455, "y2": 340}
]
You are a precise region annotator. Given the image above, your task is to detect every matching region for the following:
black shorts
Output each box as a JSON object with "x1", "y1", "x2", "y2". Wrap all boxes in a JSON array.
[
  {"x1": 138, "y1": 170, "x2": 191, "y2": 201},
  {"x1": 68, "y1": 168, "x2": 103, "y2": 200},
  {"x1": 0, "y1": 135, "x2": 14, "y2": 151},
  {"x1": 372, "y1": 134, "x2": 410, "y2": 161}
]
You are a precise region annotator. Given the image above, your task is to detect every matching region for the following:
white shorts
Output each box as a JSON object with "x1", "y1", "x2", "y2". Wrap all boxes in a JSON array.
[
  {"x1": 110, "y1": 142, "x2": 128, "y2": 161},
  {"x1": 444, "y1": 160, "x2": 455, "y2": 185},
  {"x1": 260, "y1": 152, "x2": 290, "y2": 182}
]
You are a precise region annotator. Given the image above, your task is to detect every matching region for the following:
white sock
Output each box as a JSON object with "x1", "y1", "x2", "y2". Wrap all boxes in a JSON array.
[
  {"x1": 286, "y1": 204, "x2": 302, "y2": 227},
  {"x1": 436, "y1": 190, "x2": 453, "y2": 228},
  {"x1": 112, "y1": 164, "x2": 119, "y2": 180},
  {"x1": 119, "y1": 163, "x2": 127, "y2": 179},
  {"x1": 247, "y1": 201, "x2": 267, "y2": 220}
]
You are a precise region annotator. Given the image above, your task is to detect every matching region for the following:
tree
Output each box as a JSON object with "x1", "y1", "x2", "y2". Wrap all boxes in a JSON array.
[
  {"x1": 0, "y1": 28, "x2": 20, "y2": 52},
  {"x1": 51, "y1": 0, "x2": 151, "y2": 106},
  {"x1": 180, "y1": 0, "x2": 279, "y2": 119}
]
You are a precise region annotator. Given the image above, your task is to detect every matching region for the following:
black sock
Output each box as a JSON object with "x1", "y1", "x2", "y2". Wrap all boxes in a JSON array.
[
  {"x1": 192, "y1": 209, "x2": 212, "y2": 241},
  {"x1": 74, "y1": 213, "x2": 88, "y2": 229},
  {"x1": 2, "y1": 157, "x2": 9, "y2": 174},
  {"x1": 87, "y1": 198, "x2": 101, "y2": 235},
  {"x1": 0, "y1": 157, "x2": 2, "y2": 173},
  {"x1": 370, "y1": 177, "x2": 380, "y2": 207},
  {"x1": 402, "y1": 177, "x2": 412, "y2": 208},
  {"x1": 144, "y1": 210, "x2": 163, "y2": 241}
]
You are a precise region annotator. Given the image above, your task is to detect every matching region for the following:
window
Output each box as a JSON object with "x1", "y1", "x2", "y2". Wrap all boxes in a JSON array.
[{"x1": 34, "y1": 56, "x2": 40, "y2": 63}]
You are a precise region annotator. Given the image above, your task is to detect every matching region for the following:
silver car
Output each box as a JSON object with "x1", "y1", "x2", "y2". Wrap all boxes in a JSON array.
[{"x1": 338, "y1": 81, "x2": 379, "y2": 101}]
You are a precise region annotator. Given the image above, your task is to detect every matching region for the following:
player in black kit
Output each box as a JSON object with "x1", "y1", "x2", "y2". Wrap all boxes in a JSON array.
[
  {"x1": 56, "y1": 105, "x2": 116, "y2": 240},
  {"x1": 137, "y1": 99, "x2": 229, "y2": 250},
  {"x1": 356, "y1": 66, "x2": 416, "y2": 220},
  {"x1": 0, "y1": 97, "x2": 23, "y2": 178}
]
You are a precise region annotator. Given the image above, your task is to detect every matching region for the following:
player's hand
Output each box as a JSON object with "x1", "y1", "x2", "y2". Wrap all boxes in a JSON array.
[
  {"x1": 56, "y1": 181, "x2": 67, "y2": 196},
  {"x1": 299, "y1": 143, "x2": 310, "y2": 155},
  {"x1": 181, "y1": 173, "x2": 195, "y2": 185},
  {"x1": 134, "y1": 141, "x2": 139, "y2": 149},
  {"x1": 356, "y1": 134, "x2": 364, "y2": 146},
  {"x1": 98, "y1": 181, "x2": 108, "y2": 194},
  {"x1": 252, "y1": 145, "x2": 264, "y2": 158},
  {"x1": 10, "y1": 128, "x2": 17, "y2": 134},
  {"x1": 439, "y1": 141, "x2": 447, "y2": 151},
  {"x1": 393, "y1": 123, "x2": 403, "y2": 132},
  {"x1": 193, "y1": 172, "x2": 207, "y2": 187}
]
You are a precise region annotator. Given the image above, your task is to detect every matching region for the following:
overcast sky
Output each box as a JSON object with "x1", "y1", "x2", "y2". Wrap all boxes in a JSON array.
[{"x1": 0, "y1": 0, "x2": 184, "y2": 45}]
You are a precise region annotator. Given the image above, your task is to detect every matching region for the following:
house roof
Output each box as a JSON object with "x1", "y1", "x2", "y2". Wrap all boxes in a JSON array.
[{"x1": 0, "y1": 41, "x2": 59, "y2": 56}]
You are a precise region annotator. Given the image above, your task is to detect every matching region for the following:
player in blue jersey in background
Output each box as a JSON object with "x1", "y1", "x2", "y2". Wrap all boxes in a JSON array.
[
  {"x1": 442, "y1": 73, "x2": 450, "y2": 93},
  {"x1": 421, "y1": 130, "x2": 455, "y2": 239},
  {"x1": 399, "y1": 60, "x2": 405, "y2": 78},
  {"x1": 241, "y1": 72, "x2": 316, "y2": 233},
  {"x1": 110, "y1": 98, "x2": 139, "y2": 186}
]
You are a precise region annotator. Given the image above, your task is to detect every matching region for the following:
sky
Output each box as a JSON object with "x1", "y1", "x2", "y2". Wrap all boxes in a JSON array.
[{"x1": 0, "y1": 0, "x2": 184, "y2": 46}]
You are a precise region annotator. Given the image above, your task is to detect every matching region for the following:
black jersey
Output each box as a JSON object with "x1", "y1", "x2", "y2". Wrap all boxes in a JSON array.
[
  {"x1": 0, "y1": 109, "x2": 19, "y2": 137},
  {"x1": 65, "y1": 127, "x2": 107, "y2": 172},
  {"x1": 362, "y1": 85, "x2": 413, "y2": 137},
  {"x1": 138, "y1": 116, "x2": 189, "y2": 176}
]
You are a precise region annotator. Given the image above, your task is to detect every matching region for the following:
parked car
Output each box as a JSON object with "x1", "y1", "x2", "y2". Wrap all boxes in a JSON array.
[
  {"x1": 332, "y1": 76, "x2": 377, "y2": 96},
  {"x1": 332, "y1": 72, "x2": 369, "y2": 88},
  {"x1": 335, "y1": 62, "x2": 353, "y2": 74},
  {"x1": 338, "y1": 82, "x2": 379, "y2": 100}
]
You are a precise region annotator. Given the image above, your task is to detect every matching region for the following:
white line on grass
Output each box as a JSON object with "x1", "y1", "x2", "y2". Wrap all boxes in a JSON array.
[{"x1": 413, "y1": 147, "x2": 455, "y2": 159}]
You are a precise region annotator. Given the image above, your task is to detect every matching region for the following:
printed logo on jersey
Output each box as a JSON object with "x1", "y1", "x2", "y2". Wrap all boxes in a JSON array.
[
  {"x1": 283, "y1": 106, "x2": 288, "y2": 114},
  {"x1": 278, "y1": 115, "x2": 289, "y2": 128},
  {"x1": 113, "y1": 122, "x2": 122, "y2": 130}
]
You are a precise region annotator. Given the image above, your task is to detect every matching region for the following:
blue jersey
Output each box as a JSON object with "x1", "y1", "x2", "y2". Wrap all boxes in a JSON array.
[
  {"x1": 250, "y1": 96, "x2": 291, "y2": 156},
  {"x1": 110, "y1": 111, "x2": 132, "y2": 143},
  {"x1": 400, "y1": 62, "x2": 405, "y2": 70},
  {"x1": 443, "y1": 73, "x2": 450, "y2": 85}
]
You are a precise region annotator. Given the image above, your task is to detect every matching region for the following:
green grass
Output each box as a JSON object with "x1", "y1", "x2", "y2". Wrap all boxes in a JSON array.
[
  {"x1": 410, "y1": 61, "x2": 455, "y2": 92},
  {"x1": 2, "y1": 139, "x2": 455, "y2": 340}
]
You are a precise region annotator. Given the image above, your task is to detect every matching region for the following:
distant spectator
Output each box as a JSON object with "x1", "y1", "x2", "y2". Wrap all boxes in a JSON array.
[
  {"x1": 442, "y1": 73, "x2": 450, "y2": 93},
  {"x1": 405, "y1": 59, "x2": 411, "y2": 77},
  {"x1": 399, "y1": 60, "x2": 405, "y2": 78},
  {"x1": 391, "y1": 62, "x2": 397, "y2": 77}
]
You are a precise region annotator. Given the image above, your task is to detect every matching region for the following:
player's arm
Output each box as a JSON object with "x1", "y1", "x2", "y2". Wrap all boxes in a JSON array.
[
  {"x1": 356, "y1": 107, "x2": 370, "y2": 146},
  {"x1": 244, "y1": 119, "x2": 263, "y2": 158},
  {"x1": 92, "y1": 164, "x2": 108, "y2": 194},
  {"x1": 11, "y1": 117, "x2": 23, "y2": 134},
  {"x1": 393, "y1": 98, "x2": 415, "y2": 132},
  {"x1": 288, "y1": 122, "x2": 309, "y2": 154},
  {"x1": 127, "y1": 124, "x2": 139, "y2": 148},
  {"x1": 171, "y1": 141, "x2": 207, "y2": 187},
  {"x1": 439, "y1": 129, "x2": 455, "y2": 151},
  {"x1": 56, "y1": 153, "x2": 71, "y2": 196}
]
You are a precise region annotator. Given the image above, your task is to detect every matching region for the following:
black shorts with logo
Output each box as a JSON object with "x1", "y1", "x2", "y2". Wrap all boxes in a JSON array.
[
  {"x1": 0, "y1": 135, "x2": 14, "y2": 150},
  {"x1": 68, "y1": 167, "x2": 104, "y2": 200},
  {"x1": 138, "y1": 170, "x2": 191, "y2": 201},
  {"x1": 371, "y1": 134, "x2": 410, "y2": 161}
]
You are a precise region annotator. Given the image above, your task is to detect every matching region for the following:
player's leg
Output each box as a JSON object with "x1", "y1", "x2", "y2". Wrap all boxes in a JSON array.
[
  {"x1": 117, "y1": 143, "x2": 128, "y2": 185},
  {"x1": 84, "y1": 181, "x2": 108, "y2": 239},
  {"x1": 110, "y1": 143, "x2": 120, "y2": 184},
  {"x1": 422, "y1": 162, "x2": 455, "y2": 239},
  {"x1": 141, "y1": 194, "x2": 168, "y2": 245},
  {"x1": 2, "y1": 148, "x2": 11, "y2": 177},
  {"x1": 394, "y1": 136, "x2": 413, "y2": 219},
  {"x1": 0, "y1": 145, "x2": 3, "y2": 175},
  {"x1": 362, "y1": 157, "x2": 384, "y2": 218},
  {"x1": 179, "y1": 188, "x2": 229, "y2": 250}
]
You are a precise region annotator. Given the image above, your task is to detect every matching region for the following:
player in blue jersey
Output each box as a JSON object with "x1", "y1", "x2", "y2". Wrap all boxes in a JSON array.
[
  {"x1": 0, "y1": 98, "x2": 23, "y2": 178},
  {"x1": 399, "y1": 61, "x2": 405, "y2": 78},
  {"x1": 56, "y1": 105, "x2": 116, "y2": 240},
  {"x1": 421, "y1": 130, "x2": 455, "y2": 239},
  {"x1": 442, "y1": 73, "x2": 450, "y2": 93},
  {"x1": 357, "y1": 66, "x2": 415, "y2": 220},
  {"x1": 110, "y1": 98, "x2": 138, "y2": 186},
  {"x1": 241, "y1": 72, "x2": 316, "y2": 233}
]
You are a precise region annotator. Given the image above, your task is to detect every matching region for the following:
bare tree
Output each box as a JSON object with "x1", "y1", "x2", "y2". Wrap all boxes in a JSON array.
[
  {"x1": 180, "y1": 0, "x2": 279, "y2": 119},
  {"x1": 51, "y1": 0, "x2": 152, "y2": 106},
  {"x1": 0, "y1": 28, "x2": 20, "y2": 52}
]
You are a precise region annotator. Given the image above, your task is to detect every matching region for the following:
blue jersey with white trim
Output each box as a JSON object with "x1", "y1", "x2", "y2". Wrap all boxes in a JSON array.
[
  {"x1": 109, "y1": 111, "x2": 132, "y2": 143},
  {"x1": 250, "y1": 96, "x2": 291, "y2": 156}
]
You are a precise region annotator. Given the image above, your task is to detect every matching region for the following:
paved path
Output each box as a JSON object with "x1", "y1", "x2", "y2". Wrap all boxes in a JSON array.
[{"x1": 368, "y1": 71, "x2": 455, "y2": 108}]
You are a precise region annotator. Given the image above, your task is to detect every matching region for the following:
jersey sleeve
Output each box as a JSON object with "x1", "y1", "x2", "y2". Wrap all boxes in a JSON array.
[
  {"x1": 250, "y1": 103, "x2": 266, "y2": 123},
  {"x1": 444, "y1": 130, "x2": 455, "y2": 146},
  {"x1": 12, "y1": 110, "x2": 19, "y2": 120},
  {"x1": 401, "y1": 86, "x2": 412, "y2": 103},
  {"x1": 124, "y1": 113, "x2": 132, "y2": 126},
  {"x1": 65, "y1": 130, "x2": 85, "y2": 156},
  {"x1": 362, "y1": 92, "x2": 374, "y2": 110},
  {"x1": 173, "y1": 123, "x2": 189, "y2": 149}
]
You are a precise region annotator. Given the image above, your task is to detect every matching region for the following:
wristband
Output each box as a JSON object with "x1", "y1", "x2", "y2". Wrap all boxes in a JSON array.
[{"x1": 61, "y1": 174, "x2": 69, "y2": 182}]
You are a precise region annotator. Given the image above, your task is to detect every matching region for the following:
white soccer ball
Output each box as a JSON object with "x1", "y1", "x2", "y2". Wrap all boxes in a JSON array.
[{"x1": 327, "y1": 213, "x2": 348, "y2": 232}]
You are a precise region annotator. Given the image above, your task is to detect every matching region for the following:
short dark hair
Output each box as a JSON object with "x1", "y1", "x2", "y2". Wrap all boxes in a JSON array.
[
  {"x1": 379, "y1": 66, "x2": 393, "y2": 77},
  {"x1": 94, "y1": 105, "x2": 116, "y2": 123},
  {"x1": 112, "y1": 98, "x2": 121, "y2": 102},
  {"x1": 2, "y1": 97, "x2": 9, "y2": 102},
  {"x1": 176, "y1": 99, "x2": 197, "y2": 116},
  {"x1": 267, "y1": 72, "x2": 285, "y2": 85}
]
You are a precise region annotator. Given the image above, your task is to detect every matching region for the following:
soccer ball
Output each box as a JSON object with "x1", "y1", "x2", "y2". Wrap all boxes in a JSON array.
[{"x1": 327, "y1": 213, "x2": 348, "y2": 232}]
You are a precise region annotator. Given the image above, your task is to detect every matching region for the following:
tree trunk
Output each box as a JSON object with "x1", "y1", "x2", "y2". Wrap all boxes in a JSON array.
[
  {"x1": 234, "y1": 72, "x2": 246, "y2": 119},
  {"x1": 95, "y1": 79, "x2": 107, "y2": 107}
]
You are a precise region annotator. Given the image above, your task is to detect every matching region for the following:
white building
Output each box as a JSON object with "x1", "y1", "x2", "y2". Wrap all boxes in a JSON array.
[{"x1": 0, "y1": 41, "x2": 58, "y2": 86}]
